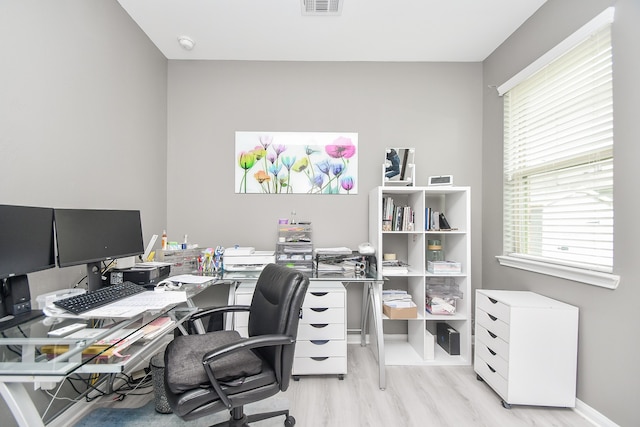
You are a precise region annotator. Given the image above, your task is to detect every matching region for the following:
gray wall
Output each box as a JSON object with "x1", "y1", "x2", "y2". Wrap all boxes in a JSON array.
[
  {"x1": 165, "y1": 60, "x2": 483, "y2": 329},
  {"x1": 0, "y1": 0, "x2": 168, "y2": 298},
  {"x1": 0, "y1": 1, "x2": 167, "y2": 425},
  {"x1": 482, "y1": 0, "x2": 639, "y2": 425},
  {"x1": 166, "y1": 59, "x2": 483, "y2": 250}
]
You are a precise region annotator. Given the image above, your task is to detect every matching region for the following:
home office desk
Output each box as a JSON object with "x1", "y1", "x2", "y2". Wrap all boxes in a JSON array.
[
  {"x1": 0, "y1": 278, "x2": 220, "y2": 427},
  {"x1": 211, "y1": 269, "x2": 387, "y2": 390}
]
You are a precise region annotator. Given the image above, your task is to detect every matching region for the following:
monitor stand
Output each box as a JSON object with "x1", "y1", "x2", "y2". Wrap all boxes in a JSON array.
[{"x1": 86, "y1": 261, "x2": 103, "y2": 291}]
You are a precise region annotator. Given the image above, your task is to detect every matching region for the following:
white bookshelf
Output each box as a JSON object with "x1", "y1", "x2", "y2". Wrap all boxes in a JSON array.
[{"x1": 369, "y1": 186, "x2": 472, "y2": 366}]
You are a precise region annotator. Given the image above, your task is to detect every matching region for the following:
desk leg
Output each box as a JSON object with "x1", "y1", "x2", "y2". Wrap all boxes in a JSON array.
[
  {"x1": 225, "y1": 281, "x2": 239, "y2": 331},
  {"x1": 360, "y1": 282, "x2": 370, "y2": 347},
  {"x1": 185, "y1": 298, "x2": 206, "y2": 334},
  {"x1": 0, "y1": 382, "x2": 45, "y2": 427},
  {"x1": 367, "y1": 281, "x2": 386, "y2": 390}
]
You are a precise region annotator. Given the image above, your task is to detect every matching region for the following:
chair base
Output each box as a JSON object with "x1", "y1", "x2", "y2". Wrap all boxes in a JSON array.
[{"x1": 211, "y1": 406, "x2": 295, "y2": 427}]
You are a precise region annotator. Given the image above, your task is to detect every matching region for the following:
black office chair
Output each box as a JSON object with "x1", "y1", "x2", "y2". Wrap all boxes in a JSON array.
[{"x1": 163, "y1": 264, "x2": 309, "y2": 426}]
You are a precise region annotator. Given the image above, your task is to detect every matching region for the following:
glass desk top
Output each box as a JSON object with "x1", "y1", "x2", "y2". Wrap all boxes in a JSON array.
[
  {"x1": 0, "y1": 304, "x2": 200, "y2": 379},
  {"x1": 0, "y1": 268, "x2": 381, "y2": 379}
]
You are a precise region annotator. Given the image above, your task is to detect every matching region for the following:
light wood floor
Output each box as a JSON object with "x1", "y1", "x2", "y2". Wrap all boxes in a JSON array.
[{"x1": 58, "y1": 344, "x2": 595, "y2": 427}]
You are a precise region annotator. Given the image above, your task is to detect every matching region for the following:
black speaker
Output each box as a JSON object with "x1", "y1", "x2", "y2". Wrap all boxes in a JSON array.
[{"x1": 4, "y1": 276, "x2": 32, "y2": 315}]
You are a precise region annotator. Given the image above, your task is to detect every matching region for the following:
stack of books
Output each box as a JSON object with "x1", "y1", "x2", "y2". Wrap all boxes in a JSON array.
[{"x1": 382, "y1": 197, "x2": 414, "y2": 231}]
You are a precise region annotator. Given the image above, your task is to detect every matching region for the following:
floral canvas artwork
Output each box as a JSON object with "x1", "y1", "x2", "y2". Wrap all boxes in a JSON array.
[{"x1": 235, "y1": 131, "x2": 358, "y2": 194}]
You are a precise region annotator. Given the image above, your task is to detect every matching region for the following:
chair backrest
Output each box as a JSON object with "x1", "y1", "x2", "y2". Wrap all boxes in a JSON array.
[{"x1": 248, "y1": 263, "x2": 309, "y2": 390}]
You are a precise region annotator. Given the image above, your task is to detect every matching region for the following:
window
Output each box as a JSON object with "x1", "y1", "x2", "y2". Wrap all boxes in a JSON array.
[{"x1": 496, "y1": 8, "x2": 620, "y2": 289}]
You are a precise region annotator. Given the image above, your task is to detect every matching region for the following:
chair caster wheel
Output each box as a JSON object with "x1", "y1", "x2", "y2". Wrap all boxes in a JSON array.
[
  {"x1": 292, "y1": 376, "x2": 300, "y2": 381},
  {"x1": 284, "y1": 415, "x2": 296, "y2": 426},
  {"x1": 338, "y1": 374, "x2": 345, "y2": 380}
]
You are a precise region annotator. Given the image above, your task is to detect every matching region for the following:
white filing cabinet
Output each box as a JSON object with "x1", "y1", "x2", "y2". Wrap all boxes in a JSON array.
[
  {"x1": 474, "y1": 289, "x2": 579, "y2": 408},
  {"x1": 233, "y1": 281, "x2": 347, "y2": 379},
  {"x1": 293, "y1": 281, "x2": 347, "y2": 379}
]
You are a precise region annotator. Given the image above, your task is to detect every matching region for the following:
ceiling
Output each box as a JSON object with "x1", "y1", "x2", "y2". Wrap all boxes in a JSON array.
[{"x1": 117, "y1": 0, "x2": 546, "y2": 62}]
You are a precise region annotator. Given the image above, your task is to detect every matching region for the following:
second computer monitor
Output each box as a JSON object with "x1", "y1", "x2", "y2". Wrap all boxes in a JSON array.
[{"x1": 54, "y1": 208, "x2": 144, "y2": 291}]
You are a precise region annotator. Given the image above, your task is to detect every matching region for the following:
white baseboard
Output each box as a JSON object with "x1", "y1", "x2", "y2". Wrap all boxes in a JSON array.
[
  {"x1": 346, "y1": 332, "x2": 370, "y2": 345},
  {"x1": 573, "y1": 399, "x2": 619, "y2": 427}
]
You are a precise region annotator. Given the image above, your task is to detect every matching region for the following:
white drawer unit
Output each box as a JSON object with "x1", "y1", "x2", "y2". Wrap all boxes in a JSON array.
[
  {"x1": 232, "y1": 281, "x2": 347, "y2": 379},
  {"x1": 474, "y1": 289, "x2": 579, "y2": 409},
  {"x1": 293, "y1": 281, "x2": 347, "y2": 379}
]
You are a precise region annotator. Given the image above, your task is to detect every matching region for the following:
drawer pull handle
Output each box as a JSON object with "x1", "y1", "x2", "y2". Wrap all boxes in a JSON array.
[
  {"x1": 488, "y1": 297, "x2": 498, "y2": 304},
  {"x1": 488, "y1": 331, "x2": 497, "y2": 339},
  {"x1": 310, "y1": 340, "x2": 329, "y2": 345},
  {"x1": 487, "y1": 347, "x2": 497, "y2": 356},
  {"x1": 310, "y1": 324, "x2": 329, "y2": 329},
  {"x1": 488, "y1": 314, "x2": 497, "y2": 321},
  {"x1": 311, "y1": 357, "x2": 329, "y2": 361},
  {"x1": 486, "y1": 363, "x2": 496, "y2": 373},
  {"x1": 310, "y1": 307, "x2": 329, "y2": 312},
  {"x1": 311, "y1": 292, "x2": 329, "y2": 297}
]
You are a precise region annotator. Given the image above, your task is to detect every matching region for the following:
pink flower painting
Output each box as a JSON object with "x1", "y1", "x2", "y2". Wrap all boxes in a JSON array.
[{"x1": 235, "y1": 132, "x2": 358, "y2": 194}]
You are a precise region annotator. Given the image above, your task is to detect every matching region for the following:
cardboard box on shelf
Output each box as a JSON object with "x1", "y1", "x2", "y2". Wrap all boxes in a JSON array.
[{"x1": 383, "y1": 302, "x2": 417, "y2": 319}]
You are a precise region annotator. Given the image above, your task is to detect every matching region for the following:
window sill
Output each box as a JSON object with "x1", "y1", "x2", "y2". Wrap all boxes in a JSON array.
[{"x1": 495, "y1": 255, "x2": 620, "y2": 289}]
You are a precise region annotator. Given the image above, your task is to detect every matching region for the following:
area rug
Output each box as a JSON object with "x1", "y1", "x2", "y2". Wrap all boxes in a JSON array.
[{"x1": 73, "y1": 397, "x2": 290, "y2": 427}]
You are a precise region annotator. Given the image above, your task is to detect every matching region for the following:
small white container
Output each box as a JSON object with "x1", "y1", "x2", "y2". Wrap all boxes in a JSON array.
[{"x1": 36, "y1": 288, "x2": 86, "y2": 309}]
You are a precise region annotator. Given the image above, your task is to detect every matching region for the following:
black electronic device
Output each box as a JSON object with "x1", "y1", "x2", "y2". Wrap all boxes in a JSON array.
[
  {"x1": 4, "y1": 275, "x2": 32, "y2": 315},
  {"x1": 0, "y1": 204, "x2": 56, "y2": 316},
  {"x1": 436, "y1": 322, "x2": 460, "y2": 355},
  {"x1": 54, "y1": 208, "x2": 144, "y2": 291},
  {"x1": 439, "y1": 212, "x2": 452, "y2": 230},
  {"x1": 428, "y1": 175, "x2": 454, "y2": 186},
  {"x1": 109, "y1": 264, "x2": 171, "y2": 288}
]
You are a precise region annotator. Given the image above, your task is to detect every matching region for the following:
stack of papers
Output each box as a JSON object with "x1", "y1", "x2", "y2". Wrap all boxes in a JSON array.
[
  {"x1": 382, "y1": 260, "x2": 409, "y2": 274},
  {"x1": 141, "y1": 316, "x2": 176, "y2": 340},
  {"x1": 382, "y1": 289, "x2": 416, "y2": 309},
  {"x1": 41, "y1": 327, "x2": 145, "y2": 358},
  {"x1": 314, "y1": 247, "x2": 353, "y2": 255}
]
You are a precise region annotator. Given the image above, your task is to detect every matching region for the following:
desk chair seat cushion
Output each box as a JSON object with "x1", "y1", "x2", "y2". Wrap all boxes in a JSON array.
[
  {"x1": 165, "y1": 330, "x2": 262, "y2": 394},
  {"x1": 166, "y1": 359, "x2": 279, "y2": 419}
]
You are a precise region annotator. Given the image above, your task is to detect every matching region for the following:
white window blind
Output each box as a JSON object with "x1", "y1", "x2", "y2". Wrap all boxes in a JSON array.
[{"x1": 502, "y1": 20, "x2": 614, "y2": 274}]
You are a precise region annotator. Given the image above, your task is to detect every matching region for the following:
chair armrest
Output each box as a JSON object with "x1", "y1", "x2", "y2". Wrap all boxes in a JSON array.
[{"x1": 202, "y1": 334, "x2": 295, "y2": 364}]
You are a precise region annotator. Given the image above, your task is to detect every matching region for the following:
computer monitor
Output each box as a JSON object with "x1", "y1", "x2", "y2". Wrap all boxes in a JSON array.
[
  {"x1": 0, "y1": 205, "x2": 56, "y2": 316},
  {"x1": 54, "y1": 208, "x2": 144, "y2": 291}
]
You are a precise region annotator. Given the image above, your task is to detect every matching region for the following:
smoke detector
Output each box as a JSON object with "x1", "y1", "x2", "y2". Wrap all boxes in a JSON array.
[
  {"x1": 177, "y1": 36, "x2": 195, "y2": 51},
  {"x1": 301, "y1": 0, "x2": 342, "y2": 16}
]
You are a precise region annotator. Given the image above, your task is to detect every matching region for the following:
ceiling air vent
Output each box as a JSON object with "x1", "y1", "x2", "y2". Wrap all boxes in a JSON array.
[{"x1": 301, "y1": 0, "x2": 343, "y2": 16}]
